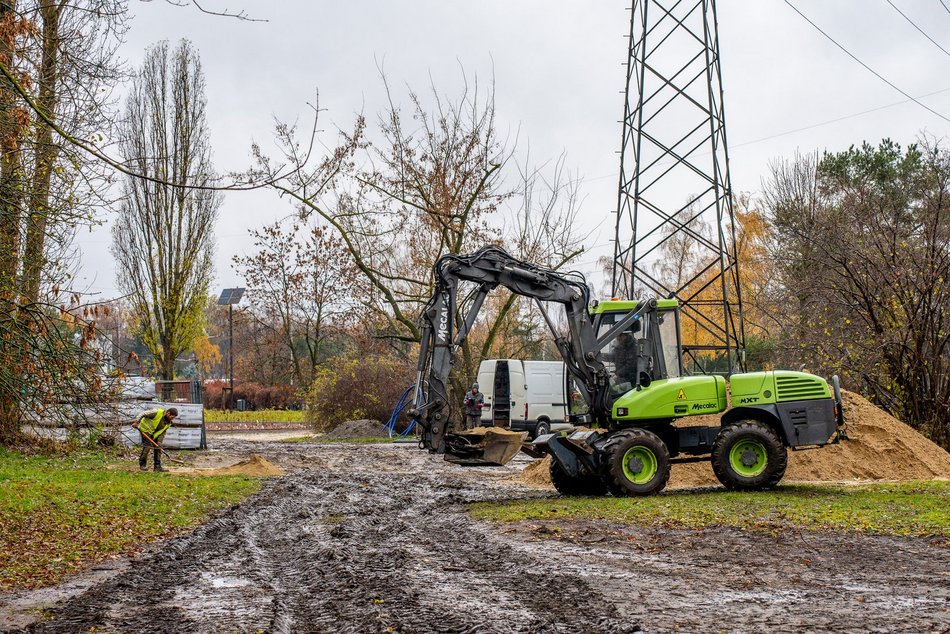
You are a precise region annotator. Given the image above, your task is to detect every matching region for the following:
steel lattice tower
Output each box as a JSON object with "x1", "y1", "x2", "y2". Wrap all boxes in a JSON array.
[{"x1": 612, "y1": 0, "x2": 746, "y2": 374}]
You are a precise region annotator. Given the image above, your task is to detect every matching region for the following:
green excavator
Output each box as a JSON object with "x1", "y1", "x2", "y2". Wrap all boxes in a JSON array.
[{"x1": 407, "y1": 247, "x2": 845, "y2": 496}]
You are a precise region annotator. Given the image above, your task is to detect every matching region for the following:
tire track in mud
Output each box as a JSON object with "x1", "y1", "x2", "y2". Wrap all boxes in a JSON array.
[
  {"x1": 13, "y1": 442, "x2": 950, "y2": 633},
  {"x1": 19, "y1": 444, "x2": 635, "y2": 634}
]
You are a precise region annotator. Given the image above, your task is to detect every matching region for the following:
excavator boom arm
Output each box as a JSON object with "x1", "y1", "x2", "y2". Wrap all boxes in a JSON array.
[{"x1": 410, "y1": 247, "x2": 655, "y2": 458}]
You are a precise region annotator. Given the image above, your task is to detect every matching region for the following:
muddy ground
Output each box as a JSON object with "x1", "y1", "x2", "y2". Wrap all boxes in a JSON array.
[{"x1": 3, "y1": 438, "x2": 949, "y2": 633}]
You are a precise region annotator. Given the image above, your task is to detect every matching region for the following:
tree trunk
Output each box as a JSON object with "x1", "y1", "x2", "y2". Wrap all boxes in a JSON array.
[
  {"x1": 0, "y1": 0, "x2": 23, "y2": 303},
  {"x1": 21, "y1": 2, "x2": 61, "y2": 302},
  {"x1": 0, "y1": 0, "x2": 23, "y2": 443}
]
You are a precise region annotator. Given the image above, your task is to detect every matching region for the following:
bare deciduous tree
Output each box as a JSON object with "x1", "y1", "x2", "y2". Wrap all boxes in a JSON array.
[
  {"x1": 233, "y1": 221, "x2": 360, "y2": 385},
  {"x1": 112, "y1": 39, "x2": 219, "y2": 380},
  {"x1": 256, "y1": 73, "x2": 587, "y2": 399}
]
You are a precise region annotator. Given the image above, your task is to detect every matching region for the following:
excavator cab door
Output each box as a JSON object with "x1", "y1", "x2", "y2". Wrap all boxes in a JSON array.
[
  {"x1": 594, "y1": 302, "x2": 683, "y2": 387},
  {"x1": 655, "y1": 308, "x2": 683, "y2": 378}
]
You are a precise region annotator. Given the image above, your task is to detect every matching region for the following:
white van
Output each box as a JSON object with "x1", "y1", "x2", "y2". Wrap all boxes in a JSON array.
[{"x1": 476, "y1": 359, "x2": 571, "y2": 438}]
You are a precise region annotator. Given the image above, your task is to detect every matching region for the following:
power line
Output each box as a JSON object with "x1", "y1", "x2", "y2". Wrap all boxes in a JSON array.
[
  {"x1": 581, "y1": 86, "x2": 950, "y2": 184},
  {"x1": 886, "y1": 0, "x2": 950, "y2": 59},
  {"x1": 783, "y1": 0, "x2": 950, "y2": 123},
  {"x1": 732, "y1": 86, "x2": 950, "y2": 148},
  {"x1": 942, "y1": 0, "x2": 950, "y2": 15}
]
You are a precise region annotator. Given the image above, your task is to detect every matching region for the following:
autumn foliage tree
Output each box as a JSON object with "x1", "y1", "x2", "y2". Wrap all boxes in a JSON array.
[
  {"x1": 650, "y1": 195, "x2": 774, "y2": 371},
  {"x1": 233, "y1": 222, "x2": 359, "y2": 386},
  {"x1": 0, "y1": 1, "x2": 126, "y2": 443}
]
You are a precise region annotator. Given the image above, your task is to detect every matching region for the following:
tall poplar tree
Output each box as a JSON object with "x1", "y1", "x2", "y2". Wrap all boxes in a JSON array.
[{"x1": 112, "y1": 39, "x2": 220, "y2": 380}]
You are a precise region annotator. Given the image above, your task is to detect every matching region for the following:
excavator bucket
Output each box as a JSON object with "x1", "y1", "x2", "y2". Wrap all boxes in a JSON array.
[{"x1": 443, "y1": 427, "x2": 527, "y2": 466}]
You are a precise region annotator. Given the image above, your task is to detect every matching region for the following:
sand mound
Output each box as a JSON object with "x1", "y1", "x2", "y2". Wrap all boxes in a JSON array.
[
  {"x1": 521, "y1": 455, "x2": 554, "y2": 487},
  {"x1": 518, "y1": 390, "x2": 950, "y2": 489},
  {"x1": 785, "y1": 390, "x2": 950, "y2": 481},
  {"x1": 173, "y1": 454, "x2": 284, "y2": 477},
  {"x1": 325, "y1": 419, "x2": 385, "y2": 439}
]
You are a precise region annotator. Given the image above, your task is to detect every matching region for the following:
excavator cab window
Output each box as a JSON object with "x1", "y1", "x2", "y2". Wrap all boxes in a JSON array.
[
  {"x1": 596, "y1": 305, "x2": 682, "y2": 389},
  {"x1": 597, "y1": 312, "x2": 641, "y2": 392},
  {"x1": 657, "y1": 310, "x2": 682, "y2": 378}
]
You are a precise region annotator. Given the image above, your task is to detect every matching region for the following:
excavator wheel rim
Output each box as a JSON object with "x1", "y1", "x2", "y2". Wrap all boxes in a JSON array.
[
  {"x1": 729, "y1": 438, "x2": 768, "y2": 477},
  {"x1": 621, "y1": 445, "x2": 658, "y2": 485}
]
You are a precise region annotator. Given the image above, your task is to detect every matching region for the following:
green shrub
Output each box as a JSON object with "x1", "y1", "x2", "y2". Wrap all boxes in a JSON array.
[{"x1": 304, "y1": 355, "x2": 413, "y2": 431}]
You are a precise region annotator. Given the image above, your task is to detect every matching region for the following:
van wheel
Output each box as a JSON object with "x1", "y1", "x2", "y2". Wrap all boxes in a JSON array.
[{"x1": 533, "y1": 421, "x2": 550, "y2": 439}]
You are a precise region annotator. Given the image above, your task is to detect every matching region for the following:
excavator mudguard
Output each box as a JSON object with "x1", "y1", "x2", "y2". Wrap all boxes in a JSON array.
[{"x1": 443, "y1": 427, "x2": 527, "y2": 466}]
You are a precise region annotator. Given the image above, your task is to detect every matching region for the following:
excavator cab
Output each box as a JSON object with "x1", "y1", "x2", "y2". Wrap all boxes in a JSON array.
[
  {"x1": 593, "y1": 299, "x2": 683, "y2": 395},
  {"x1": 593, "y1": 299, "x2": 732, "y2": 426}
]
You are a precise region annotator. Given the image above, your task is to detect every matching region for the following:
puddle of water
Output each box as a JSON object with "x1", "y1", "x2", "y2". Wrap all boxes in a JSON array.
[
  {"x1": 196, "y1": 571, "x2": 253, "y2": 590},
  {"x1": 208, "y1": 575, "x2": 252, "y2": 589}
]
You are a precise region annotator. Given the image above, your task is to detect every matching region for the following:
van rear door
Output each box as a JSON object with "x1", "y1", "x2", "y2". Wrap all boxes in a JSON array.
[
  {"x1": 524, "y1": 361, "x2": 569, "y2": 429},
  {"x1": 477, "y1": 360, "x2": 496, "y2": 425},
  {"x1": 508, "y1": 361, "x2": 527, "y2": 423},
  {"x1": 490, "y1": 360, "x2": 510, "y2": 425}
]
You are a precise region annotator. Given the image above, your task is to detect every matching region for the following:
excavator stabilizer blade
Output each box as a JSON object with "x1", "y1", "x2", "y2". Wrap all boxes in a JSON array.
[{"x1": 443, "y1": 427, "x2": 527, "y2": 466}]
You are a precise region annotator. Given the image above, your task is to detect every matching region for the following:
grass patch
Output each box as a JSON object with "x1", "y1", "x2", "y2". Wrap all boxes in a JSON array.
[
  {"x1": 471, "y1": 481, "x2": 950, "y2": 538},
  {"x1": 204, "y1": 409, "x2": 305, "y2": 423},
  {"x1": 0, "y1": 448, "x2": 261, "y2": 590}
]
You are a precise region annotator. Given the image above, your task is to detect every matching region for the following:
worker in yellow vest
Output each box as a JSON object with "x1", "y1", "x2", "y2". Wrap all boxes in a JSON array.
[{"x1": 132, "y1": 407, "x2": 178, "y2": 472}]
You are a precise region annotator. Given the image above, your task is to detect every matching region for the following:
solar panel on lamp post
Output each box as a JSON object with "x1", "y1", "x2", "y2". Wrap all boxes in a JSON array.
[{"x1": 216, "y1": 288, "x2": 245, "y2": 410}]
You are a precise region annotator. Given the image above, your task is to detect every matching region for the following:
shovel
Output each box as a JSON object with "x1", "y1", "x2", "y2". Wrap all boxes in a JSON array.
[{"x1": 119, "y1": 427, "x2": 190, "y2": 466}]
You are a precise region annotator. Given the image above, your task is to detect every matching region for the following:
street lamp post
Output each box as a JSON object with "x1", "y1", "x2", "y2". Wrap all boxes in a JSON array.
[{"x1": 216, "y1": 288, "x2": 245, "y2": 410}]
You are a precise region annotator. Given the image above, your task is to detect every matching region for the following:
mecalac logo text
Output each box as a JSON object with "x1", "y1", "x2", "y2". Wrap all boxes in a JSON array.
[
  {"x1": 691, "y1": 402, "x2": 717, "y2": 410},
  {"x1": 437, "y1": 293, "x2": 450, "y2": 343}
]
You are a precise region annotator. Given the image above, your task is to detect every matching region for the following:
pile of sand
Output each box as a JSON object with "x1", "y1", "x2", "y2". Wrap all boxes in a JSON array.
[
  {"x1": 324, "y1": 419, "x2": 385, "y2": 439},
  {"x1": 520, "y1": 456, "x2": 555, "y2": 487},
  {"x1": 173, "y1": 454, "x2": 284, "y2": 477},
  {"x1": 519, "y1": 391, "x2": 950, "y2": 489}
]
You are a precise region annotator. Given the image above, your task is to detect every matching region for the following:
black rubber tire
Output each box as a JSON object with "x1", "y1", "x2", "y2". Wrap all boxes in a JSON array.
[
  {"x1": 711, "y1": 421, "x2": 788, "y2": 490},
  {"x1": 533, "y1": 420, "x2": 550, "y2": 440},
  {"x1": 599, "y1": 428, "x2": 671, "y2": 496},
  {"x1": 549, "y1": 458, "x2": 608, "y2": 496}
]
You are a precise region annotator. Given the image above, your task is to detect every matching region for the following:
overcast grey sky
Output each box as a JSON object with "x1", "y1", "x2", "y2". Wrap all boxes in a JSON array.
[{"x1": 73, "y1": 0, "x2": 950, "y2": 299}]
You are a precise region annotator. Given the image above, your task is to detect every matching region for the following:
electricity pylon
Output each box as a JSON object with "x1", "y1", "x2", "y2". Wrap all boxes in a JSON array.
[{"x1": 612, "y1": 0, "x2": 746, "y2": 373}]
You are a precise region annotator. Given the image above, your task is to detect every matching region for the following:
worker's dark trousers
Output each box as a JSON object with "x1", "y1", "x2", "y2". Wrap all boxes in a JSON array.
[
  {"x1": 139, "y1": 431, "x2": 166, "y2": 469},
  {"x1": 465, "y1": 414, "x2": 481, "y2": 429}
]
